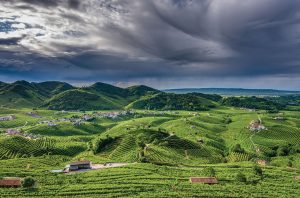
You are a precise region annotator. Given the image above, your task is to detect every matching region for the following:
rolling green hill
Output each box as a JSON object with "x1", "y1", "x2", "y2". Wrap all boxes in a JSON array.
[
  {"x1": 0, "y1": 80, "x2": 292, "y2": 112},
  {"x1": 127, "y1": 92, "x2": 216, "y2": 111},
  {"x1": 0, "y1": 81, "x2": 46, "y2": 108},
  {"x1": 0, "y1": 81, "x2": 136, "y2": 109},
  {"x1": 43, "y1": 89, "x2": 123, "y2": 110},
  {"x1": 221, "y1": 96, "x2": 284, "y2": 110},
  {"x1": 0, "y1": 81, "x2": 173, "y2": 110},
  {"x1": 33, "y1": 81, "x2": 74, "y2": 96},
  {"x1": 126, "y1": 85, "x2": 160, "y2": 96},
  {"x1": 84, "y1": 82, "x2": 129, "y2": 98}
]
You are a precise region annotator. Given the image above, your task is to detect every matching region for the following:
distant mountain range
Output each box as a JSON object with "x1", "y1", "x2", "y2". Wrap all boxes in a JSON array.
[
  {"x1": 0, "y1": 81, "x2": 159, "y2": 110},
  {"x1": 0, "y1": 81, "x2": 299, "y2": 111},
  {"x1": 0, "y1": 81, "x2": 218, "y2": 111},
  {"x1": 164, "y1": 88, "x2": 300, "y2": 96}
]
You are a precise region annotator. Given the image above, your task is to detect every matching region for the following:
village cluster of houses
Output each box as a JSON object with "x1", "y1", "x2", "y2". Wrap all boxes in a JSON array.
[
  {"x1": 26, "y1": 112, "x2": 42, "y2": 118},
  {"x1": 39, "y1": 110, "x2": 135, "y2": 127},
  {"x1": 5, "y1": 129, "x2": 39, "y2": 139},
  {"x1": 248, "y1": 119, "x2": 266, "y2": 131},
  {"x1": 143, "y1": 111, "x2": 179, "y2": 116},
  {"x1": 0, "y1": 115, "x2": 16, "y2": 121},
  {"x1": 273, "y1": 116, "x2": 285, "y2": 120},
  {"x1": 240, "y1": 107, "x2": 256, "y2": 112},
  {"x1": 92, "y1": 110, "x2": 135, "y2": 119}
]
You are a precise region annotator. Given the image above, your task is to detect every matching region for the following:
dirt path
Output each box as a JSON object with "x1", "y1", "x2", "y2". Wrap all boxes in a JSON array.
[
  {"x1": 64, "y1": 163, "x2": 132, "y2": 174},
  {"x1": 92, "y1": 163, "x2": 130, "y2": 170},
  {"x1": 250, "y1": 132, "x2": 260, "y2": 154},
  {"x1": 184, "y1": 150, "x2": 189, "y2": 159},
  {"x1": 249, "y1": 115, "x2": 261, "y2": 154},
  {"x1": 16, "y1": 121, "x2": 28, "y2": 129}
]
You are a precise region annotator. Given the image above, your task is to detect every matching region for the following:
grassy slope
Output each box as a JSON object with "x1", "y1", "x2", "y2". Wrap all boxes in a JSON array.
[
  {"x1": 126, "y1": 93, "x2": 217, "y2": 111},
  {"x1": 0, "y1": 160, "x2": 299, "y2": 197},
  {"x1": 43, "y1": 89, "x2": 124, "y2": 110},
  {"x1": 0, "y1": 107, "x2": 300, "y2": 197}
]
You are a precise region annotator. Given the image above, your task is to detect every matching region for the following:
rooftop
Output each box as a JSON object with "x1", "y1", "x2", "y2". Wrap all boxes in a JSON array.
[
  {"x1": 0, "y1": 177, "x2": 21, "y2": 187},
  {"x1": 189, "y1": 177, "x2": 218, "y2": 184},
  {"x1": 70, "y1": 161, "x2": 91, "y2": 166}
]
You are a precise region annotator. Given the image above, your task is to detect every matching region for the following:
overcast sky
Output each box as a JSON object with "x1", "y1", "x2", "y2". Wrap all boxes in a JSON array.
[{"x1": 0, "y1": 0, "x2": 300, "y2": 90}]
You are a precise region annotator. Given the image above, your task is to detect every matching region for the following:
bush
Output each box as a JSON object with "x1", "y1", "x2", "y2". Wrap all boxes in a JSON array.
[
  {"x1": 253, "y1": 165, "x2": 263, "y2": 176},
  {"x1": 225, "y1": 118, "x2": 232, "y2": 124},
  {"x1": 139, "y1": 156, "x2": 148, "y2": 163},
  {"x1": 264, "y1": 150, "x2": 277, "y2": 157},
  {"x1": 22, "y1": 177, "x2": 36, "y2": 188},
  {"x1": 236, "y1": 172, "x2": 247, "y2": 183},
  {"x1": 93, "y1": 136, "x2": 115, "y2": 154},
  {"x1": 203, "y1": 167, "x2": 216, "y2": 177},
  {"x1": 277, "y1": 146, "x2": 289, "y2": 156},
  {"x1": 287, "y1": 160, "x2": 293, "y2": 167},
  {"x1": 232, "y1": 144, "x2": 245, "y2": 153}
]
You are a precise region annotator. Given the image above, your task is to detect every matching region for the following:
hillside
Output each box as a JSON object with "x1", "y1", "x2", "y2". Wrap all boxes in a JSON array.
[
  {"x1": 0, "y1": 81, "x2": 162, "y2": 110},
  {"x1": 43, "y1": 89, "x2": 123, "y2": 110},
  {"x1": 165, "y1": 88, "x2": 300, "y2": 96},
  {"x1": 0, "y1": 81, "x2": 46, "y2": 108},
  {"x1": 3, "y1": 81, "x2": 214, "y2": 111},
  {"x1": 43, "y1": 84, "x2": 161, "y2": 110},
  {"x1": 0, "y1": 105, "x2": 300, "y2": 197},
  {"x1": 126, "y1": 85, "x2": 160, "y2": 96},
  {"x1": 84, "y1": 82, "x2": 129, "y2": 98},
  {"x1": 0, "y1": 80, "x2": 291, "y2": 112},
  {"x1": 0, "y1": 81, "x2": 7, "y2": 89},
  {"x1": 127, "y1": 92, "x2": 216, "y2": 111},
  {"x1": 221, "y1": 96, "x2": 285, "y2": 111},
  {"x1": 33, "y1": 81, "x2": 74, "y2": 96}
]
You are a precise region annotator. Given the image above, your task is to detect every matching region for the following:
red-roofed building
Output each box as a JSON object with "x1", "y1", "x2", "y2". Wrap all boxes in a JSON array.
[
  {"x1": 257, "y1": 159, "x2": 268, "y2": 166},
  {"x1": 0, "y1": 177, "x2": 22, "y2": 188}
]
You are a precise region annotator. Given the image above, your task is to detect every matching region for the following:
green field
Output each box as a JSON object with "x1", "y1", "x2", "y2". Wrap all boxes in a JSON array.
[{"x1": 0, "y1": 106, "x2": 299, "y2": 197}]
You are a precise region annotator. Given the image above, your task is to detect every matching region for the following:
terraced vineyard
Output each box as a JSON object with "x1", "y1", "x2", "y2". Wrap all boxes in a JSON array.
[
  {"x1": 0, "y1": 107, "x2": 299, "y2": 197},
  {"x1": 0, "y1": 136, "x2": 86, "y2": 159},
  {"x1": 253, "y1": 125, "x2": 300, "y2": 146}
]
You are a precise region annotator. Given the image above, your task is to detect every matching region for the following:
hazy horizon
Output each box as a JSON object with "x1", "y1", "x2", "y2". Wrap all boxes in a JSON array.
[{"x1": 1, "y1": 79, "x2": 300, "y2": 91}]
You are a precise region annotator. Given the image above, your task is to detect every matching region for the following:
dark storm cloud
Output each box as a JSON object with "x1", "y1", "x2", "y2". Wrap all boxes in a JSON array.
[
  {"x1": 0, "y1": 0, "x2": 81, "y2": 9},
  {"x1": 0, "y1": 0, "x2": 300, "y2": 89},
  {"x1": 20, "y1": 0, "x2": 59, "y2": 7},
  {"x1": 0, "y1": 37, "x2": 22, "y2": 45}
]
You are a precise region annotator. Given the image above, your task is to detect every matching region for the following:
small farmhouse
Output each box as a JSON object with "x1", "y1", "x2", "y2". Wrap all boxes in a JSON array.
[
  {"x1": 248, "y1": 120, "x2": 266, "y2": 131},
  {"x1": 257, "y1": 159, "x2": 268, "y2": 166},
  {"x1": 189, "y1": 177, "x2": 218, "y2": 184},
  {"x1": 197, "y1": 139, "x2": 204, "y2": 144},
  {"x1": 64, "y1": 161, "x2": 92, "y2": 172},
  {"x1": 0, "y1": 115, "x2": 16, "y2": 121},
  {"x1": 274, "y1": 117, "x2": 285, "y2": 121},
  {"x1": 0, "y1": 177, "x2": 22, "y2": 188},
  {"x1": 5, "y1": 129, "x2": 21, "y2": 136}
]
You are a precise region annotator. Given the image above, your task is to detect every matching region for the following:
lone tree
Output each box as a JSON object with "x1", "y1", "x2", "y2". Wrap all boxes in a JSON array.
[
  {"x1": 22, "y1": 177, "x2": 36, "y2": 188},
  {"x1": 236, "y1": 172, "x2": 247, "y2": 183}
]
